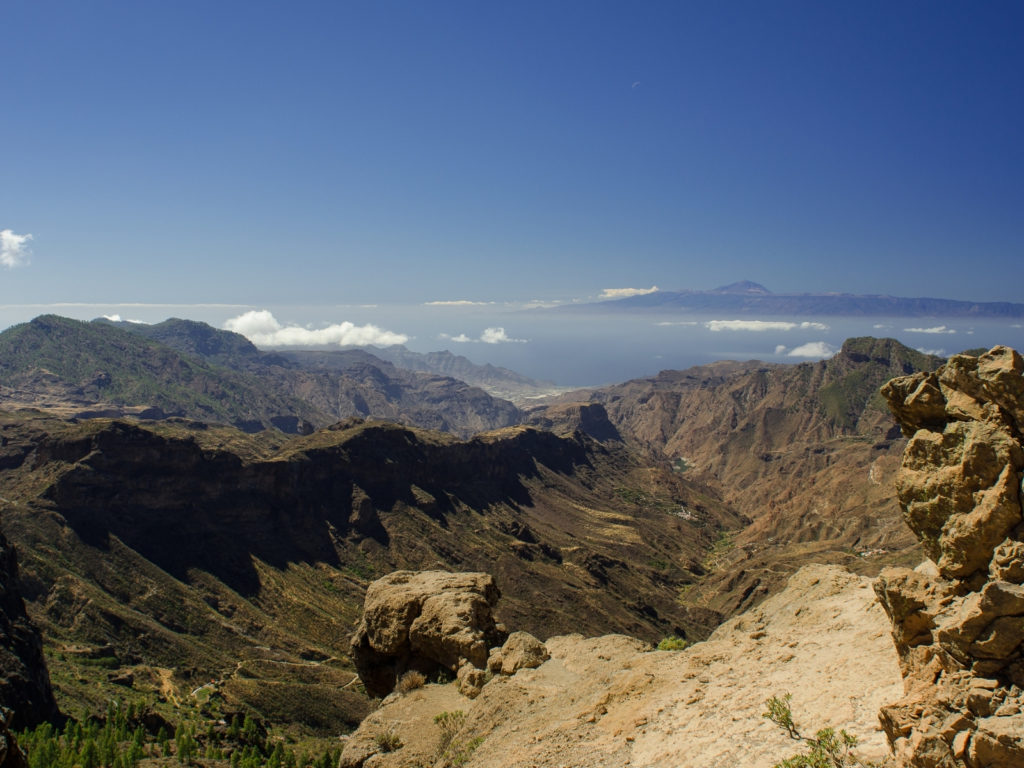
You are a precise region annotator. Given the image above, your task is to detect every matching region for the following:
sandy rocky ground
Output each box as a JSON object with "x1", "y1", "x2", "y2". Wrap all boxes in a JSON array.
[{"x1": 342, "y1": 564, "x2": 903, "y2": 768}]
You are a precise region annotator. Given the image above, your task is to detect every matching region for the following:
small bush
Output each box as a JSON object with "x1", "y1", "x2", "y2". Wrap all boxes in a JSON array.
[
  {"x1": 375, "y1": 727, "x2": 402, "y2": 753},
  {"x1": 656, "y1": 635, "x2": 689, "y2": 651},
  {"x1": 397, "y1": 670, "x2": 426, "y2": 693},
  {"x1": 763, "y1": 693, "x2": 871, "y2": 768},
  {"x1": 433, "y1": 710, "x2": 471, "y2": 765}
]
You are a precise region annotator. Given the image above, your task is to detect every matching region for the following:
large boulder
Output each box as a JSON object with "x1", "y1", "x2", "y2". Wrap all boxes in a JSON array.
[
  {"x1": 350, "y1": 571, "x2": 505, "y2": 698},
  {"x1": 878, "y1": 346, "x2": 1024, "y2": 768}
]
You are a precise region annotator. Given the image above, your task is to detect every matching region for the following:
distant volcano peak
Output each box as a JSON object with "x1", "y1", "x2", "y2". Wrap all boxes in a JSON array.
[{"x1": 712, "y1": 281, "x2": 771, "y2": 294}]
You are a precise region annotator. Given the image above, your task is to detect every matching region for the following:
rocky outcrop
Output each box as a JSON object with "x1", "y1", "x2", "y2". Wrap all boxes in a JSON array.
[
  {"x1": 0, "y1": 526, "x2": 59, "y2": 730},
  {"x1": 350, "y1": 571, "x2": 506, "y2": 698},
  {"x1": 877, "y1": 346, "x2": 1024, "y2": 767},
  {"x1": 339, "y1": 564, "x2": 902, "y2": 768},
  {"x1": 525, "y1": 403, "x2": 621, "y2": 442}
]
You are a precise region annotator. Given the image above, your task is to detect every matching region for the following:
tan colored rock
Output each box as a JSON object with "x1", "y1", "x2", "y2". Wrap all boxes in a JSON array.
[
  {"x1": 498, "y1": 631, "x2": 549, "y2": 675},
  {"x1": 968, "y1": 714, "x2": 1024, "y2": 768},
  {"x1": 350, "y1": 571, "x2": 504, "y2": 698},
  {"x1": 896, "y1": 420, "x2": 1023, "y2": 579},
  {"x1": 878, "y1": 347, "x2": 1024, "y2": 768},
  {"x1": 341, "y1": 564, "x2": 902, "y2": 768},
  {"x1": 457, "y1": 662, "x2": 487, "y2": 699},
  {"x1": 882, "y1": 371, "x2": 947, "y2": 438},
  {"x1": 990, "y1": 539, "x2": 1024, "y2": 583}
]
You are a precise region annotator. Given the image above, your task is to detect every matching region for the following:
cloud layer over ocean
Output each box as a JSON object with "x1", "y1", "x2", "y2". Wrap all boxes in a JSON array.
[{"x1": 224, "y1": 310, "x2": 409, "y2": 347}]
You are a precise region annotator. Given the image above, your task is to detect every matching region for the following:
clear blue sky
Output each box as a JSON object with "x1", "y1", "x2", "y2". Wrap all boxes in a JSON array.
[{"x1": 3, "y1": 0, "x2": 1022, "y2": 309}]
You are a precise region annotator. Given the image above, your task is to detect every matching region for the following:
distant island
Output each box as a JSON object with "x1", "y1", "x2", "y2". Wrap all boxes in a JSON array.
[{"x1": 558, "y1": 281, "x2": 1024, "y2": 318}]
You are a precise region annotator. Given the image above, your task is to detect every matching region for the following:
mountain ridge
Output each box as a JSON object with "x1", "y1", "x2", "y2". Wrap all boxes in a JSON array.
[{"x1": 558, "y1": 284, "x2": 1024, "y2": 317}]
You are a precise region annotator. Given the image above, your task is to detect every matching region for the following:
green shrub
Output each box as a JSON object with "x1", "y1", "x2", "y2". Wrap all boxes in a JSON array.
[
  {"x1": 656, "y1": 635, "x2": 689, "y2": 651},
  {"x1": 763, "y1": 694, "x2": 874, "y2": 768},
  {"x1": 375, "y1": 727, "x2": 402, "y2": 753}
]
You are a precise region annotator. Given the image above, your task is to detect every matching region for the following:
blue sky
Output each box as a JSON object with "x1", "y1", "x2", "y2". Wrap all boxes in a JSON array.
[{"x1": 3, "y1": 0, "x2": 1022, "y2": 314}]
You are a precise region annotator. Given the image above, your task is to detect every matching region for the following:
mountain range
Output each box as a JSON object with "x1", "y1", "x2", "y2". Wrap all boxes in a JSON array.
[
  {"x1": 0, "y1": 316, "x2": 525, "y2": 437},
  {"x1": 562, "y1": 281, "x2": 1024, "y2": 317},
  {"x1": 0, "y1": 314, "x2": 951, "y2": 749}
]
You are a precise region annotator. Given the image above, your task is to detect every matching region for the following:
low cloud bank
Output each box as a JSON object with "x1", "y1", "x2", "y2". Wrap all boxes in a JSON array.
[
  {"x1": 600, "y1": 285, "x2": 659, "y2": 299},
  {"x1": 440, "y1": 327, "x2": 527, "y2": 344},
  {"x1": 779, "y1": 341, "x2": 837, "y2": 358},
  {"x1": 424, "y1": 300, "x2": 494, "y2": 306},
  {"x1": 225, "y1": 310, "x2": 408, "y2": 347},
  {"x1": 707, "y1": 320, "x2": 829, "y2": 332},
  {"x1": 904, "y1": 325, "x2": 956, "y2": 334},
  {"x1": 101, "y1": 314, "x2": 148, "y2": 324},
  {"x1": 1, "y1": 229, "x2": 32, "y2": 268}
]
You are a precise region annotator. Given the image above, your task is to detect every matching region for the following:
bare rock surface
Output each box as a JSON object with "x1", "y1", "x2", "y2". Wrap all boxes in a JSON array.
[
  {"x1": 878, "y1": 346, "x2": 1024, "y2": 767},
  {"x1": 350, "y1": 571, "x2": 505, "y2": 698},
  {"x1": 339, "y1": 564, "x2": 902, "y2": 768}
]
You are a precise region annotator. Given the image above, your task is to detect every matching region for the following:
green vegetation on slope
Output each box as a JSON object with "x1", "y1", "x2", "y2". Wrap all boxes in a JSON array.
[{"x1": 0, "y1": 316, "x2": 321, "y2": 431}]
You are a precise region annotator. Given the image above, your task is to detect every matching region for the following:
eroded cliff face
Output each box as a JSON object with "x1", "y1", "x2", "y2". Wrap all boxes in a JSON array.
[
  {"x1": 0, "y1": 411, "x2": 741, "y2": 728},
  {"x1": 877, "y1": 346, "x2": 1024, "y2": 767},
  {"x1": 537, "y1": 338, "x2": 944, "y2": 618},
  {"x1": 0, "y1": 526, "x2": 59, "y2": 730}
]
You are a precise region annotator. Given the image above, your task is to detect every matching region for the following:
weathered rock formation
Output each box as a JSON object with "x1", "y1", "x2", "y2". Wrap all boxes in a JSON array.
[
  {"x1": 350, "y1": 571, "x2": 506, "y2": 698},
  {"x1": 339, "y1": 564, "x2": 902, "y2": 768},
  {"x1": 0, "y1": 525, "x2": 59, "y2": 730},
  {"x1": 877, "y1": 346, "x2": 1024, "y2": 767}
]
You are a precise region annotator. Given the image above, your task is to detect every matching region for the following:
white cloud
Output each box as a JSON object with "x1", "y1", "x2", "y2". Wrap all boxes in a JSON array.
[
  {"x1": 873, "y1": 323, "x2": 890, "y2": 330},
  {"x1": 655, "y1": 320, "x2": 698, "y2": 327},
  {"x1": 1, "y1": 229, "x2": 32, "y2": 268},
  {"x1": 600, "y1": 285, "x2": 659, "y2": 300},
  {"x1": 787, "y1": 342, "x2": 837, "y2": 358},
  {"x1": 774, "y1": 344, "x2": 787, "y2": 355},
  {"x1": 102, "y1": 314, "x2": 148, "y2": 324},
  {"x1": 440, "y1": 327, "x2": 527, "y2": 344},
  {"x1": 481, "y1": 327, "x2": 526, "y2": 344},
  {"x1": 706, "y1": 320, "x2": 829, "y2": 332},
  {"x1": 916, "y1": 347, "x2": 946, "y2": 356},
  {"x1": 424, "y1": 300, "x2": 494, "y2": 306},
  {"x1": 224, "y1": 310, "x2": 408, "y2": 347},
  {"x1": 904, "y1": 325, "x2": 956, "y2": 334}
]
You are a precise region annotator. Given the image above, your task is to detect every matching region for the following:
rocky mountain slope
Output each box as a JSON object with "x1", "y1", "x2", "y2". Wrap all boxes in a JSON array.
[
  {"x1": 119, "y1": 317, "x2": 526, "y2": 436},
  {"x1": 0, "y1": 316, "x2": 522, "y2": 437},
  {"x1": 532, "y1": 337, "x2": 945, "y2": 616},
  {"x1": 339, "y1": 564, "x2": 903, "y2": 768},
  {"x1": 333, "y1": 343, "x2": 1024, "y2": 768},
  {"x1": 0, "y1": 315, "x2": 321, "y2": 431},
  {"x1": 360, "y1": 346, "x2": 563, "y2": 404},
  {"x1": 0, "y1": 410, "x2": 740, "y2": 733}
]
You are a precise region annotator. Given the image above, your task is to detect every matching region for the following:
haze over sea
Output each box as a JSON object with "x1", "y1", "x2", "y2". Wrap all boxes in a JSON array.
[{"x1": 3, "y1": 300, "x2": 1022, "y2": 388}]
